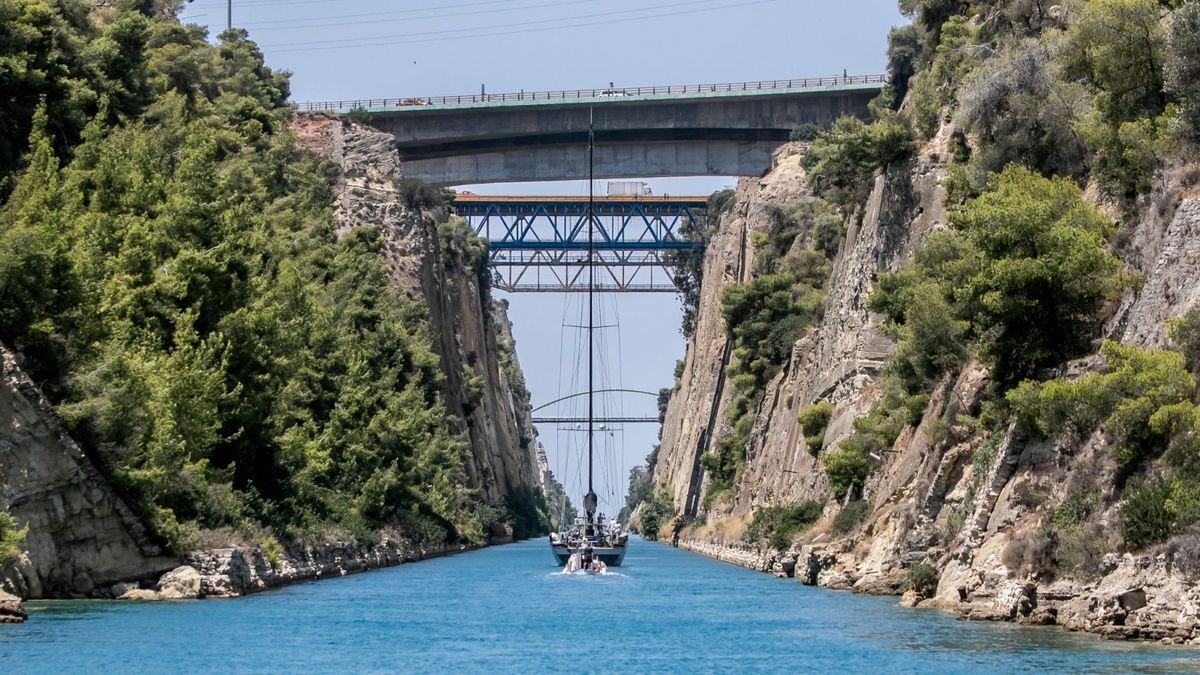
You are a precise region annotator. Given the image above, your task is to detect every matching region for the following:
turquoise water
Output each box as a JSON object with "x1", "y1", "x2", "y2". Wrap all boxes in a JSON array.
[{"x1": 1, "y1": 538, "x2": 1197, "y2": 673}]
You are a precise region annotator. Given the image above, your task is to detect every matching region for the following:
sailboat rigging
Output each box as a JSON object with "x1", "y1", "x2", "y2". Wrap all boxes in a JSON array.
[{"x1": 549, "y1": 107, "x2": 630, "y2": 569}]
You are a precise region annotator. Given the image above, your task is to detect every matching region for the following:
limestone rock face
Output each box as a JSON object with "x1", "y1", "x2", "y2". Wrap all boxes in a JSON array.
[
  {"x1": 1112, "y1": 199, "x2": 1200, "y2": 347},
  {"x1": 292, "y1": 114, "x2": 541, "y2": 507},
  {"x1": 0, "y1": 589, "x2": 26, "y2": 623},
  {"x1": 182, "y1": 535, "x2": 462, "y2": 598},
  {"x1": 649, "y1": 124, "x2": 1200, "y2": 643},
  {"x1": 156, "y1": 565, "x2": 202, "y2": 600},
  {"x1": 0, "y1": 344, "x2": 177, "y2": 599}
]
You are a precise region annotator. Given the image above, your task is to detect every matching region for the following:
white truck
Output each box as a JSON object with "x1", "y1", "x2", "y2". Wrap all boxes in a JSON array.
[{"x1": 606, "y1": 181, "x2": 652, "y2": 196}]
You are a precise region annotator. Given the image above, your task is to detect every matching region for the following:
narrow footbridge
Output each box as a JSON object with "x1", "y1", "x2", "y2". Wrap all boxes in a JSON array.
[{"x1": 454, "y1": 194, "x2": 708, "y2": 293}]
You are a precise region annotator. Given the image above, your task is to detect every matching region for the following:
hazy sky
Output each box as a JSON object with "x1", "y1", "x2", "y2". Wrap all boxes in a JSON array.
[{"x1": 183, "y1": 0, "x2": 905, "y2": 516}]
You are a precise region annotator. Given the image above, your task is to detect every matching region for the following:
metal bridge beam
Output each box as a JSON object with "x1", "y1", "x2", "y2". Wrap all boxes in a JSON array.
[
  {"x1": 531, "y1": 417, "x2": 660, "y2": 424},
  {"x1": 458, "y1": 196, "x2": 708, "y2": 293}
]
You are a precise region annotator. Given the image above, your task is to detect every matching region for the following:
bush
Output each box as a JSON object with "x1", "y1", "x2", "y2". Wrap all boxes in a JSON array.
[
  {"x1": 903, "y1": 560, "x2": 939, "y2": 596},
  {"x1": 822, "y1": 446, "x2": 875, "y2": 501},
  {"x1": 831, "y1": 500, "x2": 870, "y2": 535},
  {"x1": 637, "y1": 490, "x2": 676, "y2": 540},
  {"x1": 797, "y1": 401, "x2": 834, "y2": 452},
  {"x1": 882, "y1": 166, "x2": 1124, "y2": 389},
  {"x1": 1054, "y1": 523, "x2": 1109, "y2": 578},
  {"x1": 790, "y1": 123, "x2": 820, "y2": 142},
  {"x1": 504, "y1": 487, "x2": 550, "y2": 539},
  {"x1": 0, "y1": 511, "x2": 27, "y2": 566},
  {"x1": 747, "y1": 501, "x2": 823, "y2": 552},
  {"x1": 1165, "y1": 2, "x2": 1200, "y2": 141},
  {"x1": 1120, "y1": 475, "x2": 1174, "y2": 549},
  {"x1": 1002, "y1": 530, "x2": 1055, "y2": 576},
  {"x1": 805, "y1": 113, "x2": 916, "y2": 214},
  {"x1": 955, "y1": 36, "x2": 1089, "y2": 177},
  {"x1": 344, "y1": 107, "x2": 372, "y2": 125},
  {"x1": 259, "y1": 535, "x2": 284, "y2": 570},
  {"x1": 1007, "y1": 342, "x2": 1196, "y2": 468},
  {"x1": 399, "y1": 177, "x2": 449, "y2": 211},
  {"x1": 1167, "y1": 306, "x2": 1200, "y2": 372},
  {"x1": 1049, "y1": 490, "x2": 1100, "y2": 529}
]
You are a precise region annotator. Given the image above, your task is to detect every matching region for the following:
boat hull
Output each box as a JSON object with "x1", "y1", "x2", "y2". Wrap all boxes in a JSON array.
[{"x1": 550, "y1": 541, "x2": 628, "y2": 567}]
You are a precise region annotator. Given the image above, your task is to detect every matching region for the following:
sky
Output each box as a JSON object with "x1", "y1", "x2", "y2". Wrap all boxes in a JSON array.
[{"x1": 181, "y1": 0, "x2": 906, "y2": 518}]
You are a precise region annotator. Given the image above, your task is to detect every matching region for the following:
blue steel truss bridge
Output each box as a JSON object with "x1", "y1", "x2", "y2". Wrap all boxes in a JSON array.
[{"x1": 453, "y1": 194, "x2": 708, "y2": 293}]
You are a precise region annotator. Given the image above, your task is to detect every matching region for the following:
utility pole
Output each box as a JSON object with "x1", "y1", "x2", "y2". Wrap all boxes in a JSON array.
[{"x1": 227, "y1": 0, "x2": 232, "y2": 31}]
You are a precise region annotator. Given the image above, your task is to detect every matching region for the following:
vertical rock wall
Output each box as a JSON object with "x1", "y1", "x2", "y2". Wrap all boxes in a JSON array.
[
  {"x1": 650, "y1": 124, "x2": 1200, "y2": 640},
  {"x1": 292, "y1": 114, "x2": 542, "y2": 505},
  {"x1": 0, "y1": 345, "x2": 177, "y2": 598},
  {"x1": 654, "y1": 136, "x2": 950, "y2": 527}
]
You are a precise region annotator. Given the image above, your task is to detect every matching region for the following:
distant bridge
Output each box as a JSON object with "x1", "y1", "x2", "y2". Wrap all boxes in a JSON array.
[
  {"x1": 531, "y1": 417, "x2": 659, "y2": 425},
  {"x1": 454, "y1": 194, "x2": 707, "y2": 293},
  {"x1": 298, "y1": 75, "x2": 885, "y2": 185}
]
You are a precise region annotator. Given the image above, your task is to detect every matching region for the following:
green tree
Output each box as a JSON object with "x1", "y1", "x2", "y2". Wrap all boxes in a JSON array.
[{"x1": 1165, "y1": 2, "x2": 1200, "y2": 140}]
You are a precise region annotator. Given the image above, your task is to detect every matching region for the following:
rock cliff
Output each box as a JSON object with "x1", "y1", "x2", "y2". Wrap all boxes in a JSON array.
[
  {"x1": 0, "y1": 344, "x2": 177, "y2": 600},
  {"x1": 0, "y1": 116, "x2": 548, "y2": 617},
  {"x1": 292, "y1": 115, "x2": 543, "y2": 506},
  {"x1": 650, "y1": 134, "x2": 1200, "y2": 642}
]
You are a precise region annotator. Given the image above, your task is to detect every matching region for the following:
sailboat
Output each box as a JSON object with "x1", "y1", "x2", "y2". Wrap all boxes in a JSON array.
[{"x1": 548, "y1": 109, "x2": 630, "y2": 568}]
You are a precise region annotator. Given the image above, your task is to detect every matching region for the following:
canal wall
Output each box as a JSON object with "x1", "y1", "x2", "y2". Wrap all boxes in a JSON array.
[
  {"x1": 292, "y1": 114, "x2": 546, "y2": 507},
  {"x1": 0, "y1": 116, "x2": 562, "y2": 620},
  {"x1": 648, "y1": 125, "x2": 1200, "y2": 643}
]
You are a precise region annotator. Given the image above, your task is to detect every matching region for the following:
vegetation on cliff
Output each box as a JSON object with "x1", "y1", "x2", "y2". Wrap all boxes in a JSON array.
[
  {"x1": 0, "y1": 1, "x2": 524, "y2": 552},
  {"x1": 672, "y1": 0, "x2": 1200, "y2": 588}
]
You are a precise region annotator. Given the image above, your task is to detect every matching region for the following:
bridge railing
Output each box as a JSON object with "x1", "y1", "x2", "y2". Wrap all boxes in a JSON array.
[{"x1": 295, "y1": 74, "x2": 887, "y2": 113}]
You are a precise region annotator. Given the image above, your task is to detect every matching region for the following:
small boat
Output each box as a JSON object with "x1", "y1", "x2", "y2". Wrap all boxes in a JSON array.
[{"x1": 561, "y1": 547, "x2": 609, "y2": 574}]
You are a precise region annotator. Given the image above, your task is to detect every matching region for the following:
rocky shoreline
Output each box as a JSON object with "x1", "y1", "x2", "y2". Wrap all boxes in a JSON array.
[
  {"x1": 676, "y1": 538, "x2": 1200, "y2": 645},
  {"x1": 1, "y1": 536, "x2": 501, "y2": 621}
]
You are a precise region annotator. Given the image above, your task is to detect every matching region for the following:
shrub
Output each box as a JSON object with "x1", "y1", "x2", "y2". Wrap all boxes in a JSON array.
[
  {"x1": 970, "y1": 432, "x2": 1001, "y2": 477},
  {"x1": 831, "y1": 500, "x2": 870, "y2": 535},
  {"x1": 790, "y1": 123, "x2": 820, "y2": 142},
  {"x1": 805, "y1": 113, "x2": 916, "y2": 214},
  {"x1": 1007, "y1": 342, "x2": 1196, "y2": 468},
  {"x1": 504, "y1": 488, "x2": 550, "y2": 539},
  {"x1": 1054, "y1": 523, "x2": 1109, "y2": 578},
  {"x1": 1049, "y1": 491, "x2": 1100, "y2": 529},
  {"x1": 822, "y1": 445, "x2": 875, "y2": 501},
  {"x1": 1120, "y1": 475, "x2": 1174, "y2": 549},
  {"x1": 399, "y1": 177, "x2": 449, "y2": 211},
  {"x1": 903, "y1": 560, "x2": 939, "y2": 596},
  {"x1": 1165, "y1": 2, "x2": 1200, "y2": 141},
  {"x1": 637, "y1": 490, "x2": 676, "y2": 540},
  {"x1": 0, "y1": 511, "x2": 28, "y2": 566},
  {"x1": 259, "y1": 535, "x2": 284, "y2": 570},
  {"x1": 344, "y1": 107, "x2": 372, "y2": 125},
  {"x1": 747, "y1": 501, "x2": 824, "y2": 552},
  {"x1": 1001, "y1": 530, "x2": 1055, "y2": 576},
  {"x1": 1167, "y1": 306, "x2": 1200, "y2": 372},
  {"x1": 797, "y1": 401, "x2": 834, "y2": 452},
  {"x1": 955, "y1": 36, "x2": 1089, "y2": 177}
]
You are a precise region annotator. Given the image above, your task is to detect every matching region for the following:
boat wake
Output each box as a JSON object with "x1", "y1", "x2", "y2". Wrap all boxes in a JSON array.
[{"x1": 547, "y1": 570, "x2": 626, "y2": 578}]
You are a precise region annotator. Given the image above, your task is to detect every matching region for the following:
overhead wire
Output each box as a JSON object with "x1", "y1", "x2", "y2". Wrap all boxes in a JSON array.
[
  {"x1": 260, "y1": 0, "x2": 780, "y2": 53},
  {"x1": 242, "y1": 0, "x2": 598, "y2": 31}
]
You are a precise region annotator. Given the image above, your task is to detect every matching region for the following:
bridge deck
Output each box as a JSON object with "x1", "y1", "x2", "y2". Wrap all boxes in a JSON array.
[
  {"x1": 454, "y1": 195, "x2": 709, "y2": 205},
  {"x1": 296, "y1": 75, "x2": 886, "y2": 114}
]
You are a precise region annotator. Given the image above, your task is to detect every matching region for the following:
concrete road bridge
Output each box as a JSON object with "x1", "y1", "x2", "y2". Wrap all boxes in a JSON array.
[{"x1": 298, "y1": 75, "x2": 885, "y2": 185}]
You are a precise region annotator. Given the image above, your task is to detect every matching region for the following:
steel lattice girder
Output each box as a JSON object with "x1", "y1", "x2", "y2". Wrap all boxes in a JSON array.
[
  {"x1": 457, "y1": 198, "x2": 708, "y2": 249},
  {"x1": 489, "y1": 250, "x2": 682, "y2": 293},
  {"x1": 458, "y1": 198, "x2": 707, "y2": 293}
]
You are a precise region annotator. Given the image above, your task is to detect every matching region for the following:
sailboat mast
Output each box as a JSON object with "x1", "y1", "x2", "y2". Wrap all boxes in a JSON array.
[{"x1": 587, "y1": 107, "x2": 595, "y2": 516}]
